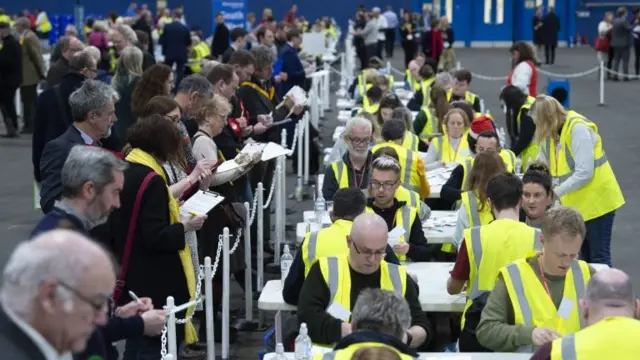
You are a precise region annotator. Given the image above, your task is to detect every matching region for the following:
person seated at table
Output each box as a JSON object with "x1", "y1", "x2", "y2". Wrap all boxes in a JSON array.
[
  {"x1": 434, "y1": 71, "x2": 454, "y2": 91},
  {"x1": 476, "y1": 206, "x2": 595, "y2": 353},
  {"x1": 406, "y1": 62, "x2": 436, "y2": 111},
  {"x1": 413, "y1": 84, "x2": 451, "y2": 144},
  {"x1": 447, "y1": 69, "x2": 484, "y2": 114},
  {"x1": 453, "y1": 151, "x2": 506, "y2": 245},
  {"x1": 366, "y1": 156, "x2": 433, "y2": 262},
  {"x1": 390, "y1": 106, "x2": 423, "y2": 152},
  {"x1": 446, "y1": 172, "x2": 542, "y2": 352},
  {"x1": 357, "y1": 85, "x2": 385, "y2": 115},
  {"x1": 314, "y1": 288, "x2": 420, "y2": 359},
  {"x1": 520, "y1": 162, "x2": 554, "y2": 228},
  {"x1": 405, "y1": 60, "x2": 421, "y2": 92},
  {"x1": 298, "y1": 213, "x2": 432, "y2": 349},
  {"x1": 500, "y1": 85, "x2": 538, "y2": 170},
  {"x1": 372, "y1": 147, "x2": 430, "y2": 221},
  {"x1": 349, "y1": 57, "x2": 387, "y2": 99},
  {"x1": 372, "y1": 93, "x2": 402, "y2": 134},
  {"x1": 283, "y1": 189, "x2": 399, "y2": 305},
  {"x1": 323, "y1": 117, "x2": 374, "y2": 201},
  {"x1": 535, "y1": 268, "x2": 640, "y2": 360},
  {"x1": 372, "y1": 119, "x2": 429, "y2": 197},
  {"x1": 422, "y1": 108, "x2": 471, "y2": 170},
  {"x1": 327, "y1": 112, "x2": 377, "y2": 165}
]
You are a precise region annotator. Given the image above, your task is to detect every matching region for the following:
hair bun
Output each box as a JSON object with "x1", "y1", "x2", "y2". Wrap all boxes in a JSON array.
[{"x1": 525, "y1": 161, "x2": 550, "y2": 174}]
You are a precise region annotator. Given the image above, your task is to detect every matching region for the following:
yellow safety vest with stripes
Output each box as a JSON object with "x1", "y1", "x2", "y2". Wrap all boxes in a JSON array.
[
  {"x1": 371, "y1": 142, "x2": 422, "y2": 193},
  {"x1": 158, "y1": 16, "x2": 173, "y2": 35},
  {"x1": 108, "y1": 47, "x2": 118, "y2": 73},
  {"x1": 543, "y1": 110, "x2": 624, "y2": 221},
  {"x1": 314, "y1": 342, "x2": 416, "y2": 360},
  {"x1": 461, "y1": 220, "x2": 542, "y2": 329},
  {"x1": 189, "y1": 43, "x2": 208, "y2": 73},
  {"x1": 357, "y1": 72, "x2": 393, "y2": 96},
  {"x1": 317, "y1": 256, "x2": 407, "y2": 346},
  {"x1": 431, "y1": 133, "x2": 470, "y2": 163},
  {"x1": 550, "y1": 316, "x2": 640, "y2": 360},
  {"x1": 405, "y1": 69, "x2": 421, "y2": 92},
  {"x1": 330, "y1": 159, "x2": 368, "y2": 191},
  {"x1": 301, "y1": 219, "x2": 352, "y2": 276},
  {"x1": 0, "y1": 15, "x2": 10, "y2": 24},
  {"x1": 38, "y1": 15, "x2": 52, "y2": 33},
  {"x1": 420, "y1": 78, "x2": 434, "y2": 107},
  {"x1": 402, "y1": 131, "x2": 420, "y2": 152},
  {"x1": 395, "y1": 185, "x2": 423, "y2": 218},
  {"x1": 459, "y1": 149, "x2": 517, "y2": 191},
  {"x1": 417, "y1": 107, "x2": 440, "y2": 140},
  {"x1": 365, "y1": 205, "x2": 418, "y2": 261},
  {"x1": 197, "y1": 41, "x2": 211, "y2": 58},
  {"x1": 500, "y1": 256, "x2": 591, "y2": 352},
  {"x1": 460, "y1": 191, "x2": 493, "y2": 227},
  {"x1": 446, "y1": 88, "x2": 477, "y2": 105},
  {"x1": 516, "y1": 96, "x2": 539, "y2": 170}
]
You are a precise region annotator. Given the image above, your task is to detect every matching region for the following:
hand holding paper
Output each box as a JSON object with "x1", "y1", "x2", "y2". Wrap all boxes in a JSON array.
[
  {"x1": 257, "y1": 114, "x2": 273, "y2": 126},
  {"x1": 387, "y1": 226, "x2": 406, "y2": 247}
]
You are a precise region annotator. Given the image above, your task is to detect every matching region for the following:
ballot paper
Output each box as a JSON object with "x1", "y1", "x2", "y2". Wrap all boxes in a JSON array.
[
  {"x1": 180, "y1": 190, "x2": 225, "y2": 217},
  {"x1": 388, "y1": 226, "x2": 406, "y2": 246},
  {"x1": 427, "y1": 166, "x2": 455, "y2": 187},
  {"x1": 285, "y1": 85, "x2": 308, "y2": 106},
  {"x1": 34, "y1": 182, "x2": 41, "y2": 210},
  {"x1": 259, "y1": 142, "x2": 292, "y2": 160},
  {"x1": 424, "y1": 213, "x2": 458, "y2": 229}
]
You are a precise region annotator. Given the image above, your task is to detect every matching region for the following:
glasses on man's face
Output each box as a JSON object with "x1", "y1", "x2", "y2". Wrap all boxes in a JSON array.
[
  {"x1": 58, "y1": 281, "x2": 113, "y2": 315},
  {"x1": 348, "y1": 136, "x2": 370, "y2": 146},
  {"x1": 350, "y1": 237, "x2": 386, "y2": 257},
  {"x1": 370, "y1": 180, "x2": 398, "y2": 191}
]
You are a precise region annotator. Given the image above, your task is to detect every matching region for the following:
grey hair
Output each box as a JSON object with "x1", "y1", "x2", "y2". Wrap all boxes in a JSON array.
[
  {"x1": 69, "y1": 80, "x2": 120, "y2": 122},
  {"x1": 345, "y1": 116, "x2": 373, "y2": 137},
  {"x1": 61, "y1": 146, "x2": 127, "y2": 198},
  {"x1": 112, "y1": 46, "x2": 143, "y2": 88},
  {"x1": 434, "y1": 71, "x2": 454, "y2": 88},
  {"x1": 68, "y1": 51, "x2": 95, "y2": 73},
  {"x1": 114, "y1": 24, "x2": 138, "y2": 44},
  {"x1": 381, "y1": 118, "x2": 406, "y2": 141},
  {"x1": 249, "y1": 44, "x2": 275, "y2": 70},
  {"x1": 372, "y1": 155, "x2": 401, "y2": 175},
  {"x1": 14, "y1": 17, "x2": 30, "y2": 29},
  {"x1": 351, "y1": 288, "x2": 411, "y2": 339},
  {"x1": 201, "y1": 60, "x2": 221, "y2": 77},
  {"x1": 0, "y1": 231, "x2": 101, "y2": 318},
  {"x1": 177, "y1": 74, "x2": 214, "y2": 98},
  {"x1": 83, "y1": 46, "x2": 102, "y2": 63}
]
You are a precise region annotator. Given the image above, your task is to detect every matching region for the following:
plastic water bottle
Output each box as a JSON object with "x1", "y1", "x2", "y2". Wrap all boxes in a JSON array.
[
  {"x1": 295, "y1": 323, "x2": 312, "y2": 360},
  {"x1": 274, "y1": 343, "x2": 287, "y2": 360},
  {"x1": 314, "y1": 193, "x2": 326, "y2": 225},
  {"x1": 281, "y1": 245, "x2": 294, "y2": 281}
]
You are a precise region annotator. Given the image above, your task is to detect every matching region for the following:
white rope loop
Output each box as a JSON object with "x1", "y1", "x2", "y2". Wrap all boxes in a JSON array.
[
  {"x1": 537, "y1": 66, "x2": 600, "y2": 78},
  {"x1": 603, "y1": 67, "x2": 640, "y2": 79},
  {"x1": 262, "y1": 164, "x2": 280, "y2": 209}
]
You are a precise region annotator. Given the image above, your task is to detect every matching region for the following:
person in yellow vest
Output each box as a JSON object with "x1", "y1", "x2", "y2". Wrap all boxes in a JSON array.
[
  {"x1": 362, "y1": 74, "x2": 392, "y2": 109},
  {"x1": 406, "y1": 62, "x2": 436, "y2": 111},
  {"x1": 413, "y1": 83, "x2": 449, "y2": 144},
  {"x1": 392, "y1": 107, "x2": 427, "y2": 153},
  {"x1": 0, "y1": 9, "x2": 10, "y2": 25},
  {"x1": 322, "y1": 117, "x2": 374, "y2": 200},
  {"x1": 500, "y1": 85, "x2": 538, "y2": 170},
  {"x1": 423, "y1": 108, "x2": 471, "y2": 170},
  {"x1": 357, "y1": 85, "x2": 384, "y2": 119},
  {"x1": 531, "y1": 95, "x2": 624, "y2": 266},
  {"x1": 539, "y1": 268, "x2": 640, "y2": 359},
  {"x1": 448, "y1": 69, "x2": 484, "y2": 113},
  {"x1": 372, "y1": 120, "x2": 429, "y2": 197},
  {"x1": 282, "y1": 188, "x2": 399, "y2": 305},
  {"x1": 446, "y1": 172, "x2": 542, "y2": 352},
  {"x1": 521, "y1": 162, "x2": 554, "y2": 228},
  {"x1": 34, "y1": 9, "x2": 52, "y2": 41},
  {"x1": 314, "y1": 288, "x2": 421, "y2": 359},
  {"x1": 348, "y1": 56, "x2": 385, "y2": 99},
  {"x1": 404, "y1": 60, "x2": 421, "y2": 91},
  {"x1": 188, "y1": 34, "x2": 205, "y2": 74},
  {"x1": 453, "y1": 151, "x2": 506, "y2": 245},
  {"x1": 372, "y1": 147, "x2": 431, "y2": 221},
  {"x1": 108, "y1": 24, "x2": 138, "y2": 74},
  {"x1": 476, "y1": 206, "x2": 595, "y2": 352},
  {"x1": 157, "y1": 8, "x2": 173, "y2": 36},
  {"x1": 365, "y1": 155, "x2": 434, "y2": 261},
  {"x1": 298, "y1": 213, "x2": 431, "y2": 348}
]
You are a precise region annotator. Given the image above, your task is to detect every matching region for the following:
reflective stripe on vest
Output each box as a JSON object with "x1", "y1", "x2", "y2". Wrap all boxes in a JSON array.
[
  {"x1": 467, "y1": 192, "x2": 482, "y2": 226},
  {"x1": 559, "y1": 333, "x2": 577, "y2": 360},
  {"x1": 404, "y1": 151, "x2": 415, "y2": 191},
  {"x1": 419, "y1": 107, "x2": 438, "y2": 139},
  {"x1": 468, "y1": 227, "x2": 542, "y2": 299},
  {"x1": 333, "y1": 161, "x2": 348, "y2": 188},
  {"x1": 461, "y1": 158, "x2": 473, "y2": 190},
  {"x1": 307, "y1": 231, "x2": 320, "y2": 264},
  {"x1": 400, "y1": 206, "x2": 412, "y2": 243}
]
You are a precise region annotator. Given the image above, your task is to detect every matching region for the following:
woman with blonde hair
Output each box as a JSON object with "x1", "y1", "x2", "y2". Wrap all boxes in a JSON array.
[
  {"x1": 454, "y1": 151, "x2": 506, "y2": 245},
  {"x1": 423, "y1": 108, "x2": 471, "y2": 170},
  {"x1": 531, "y1": 94, "x2": 624, "y2": 266},
  {"x1": 112, "y1": 45, "x2": 144, "y2": 145}
]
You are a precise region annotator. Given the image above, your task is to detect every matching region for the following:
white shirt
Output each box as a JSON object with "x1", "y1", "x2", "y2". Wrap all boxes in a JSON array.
[
  {"x1": 375, "y1": 16, "x2": 388, "y2": 41},
  {"x1": 2, "y1": 302, "x2": 72, "y2": 360},
  {"x1": 598, "y1": 21, "x2": 612, "y2": 36},
  {"x1": 511, "y1": 62, "x2": 533, "y2": 96},
  {"x1": 74, "y1": 126, "x2": 96, "y2": 145}
]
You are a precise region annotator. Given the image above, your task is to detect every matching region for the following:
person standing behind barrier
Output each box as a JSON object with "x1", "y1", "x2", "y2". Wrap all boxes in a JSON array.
[
  {"x1": 520, "y1": 162, "x2": 554, "y2": 228},
  {"x1": 533, "y1": 268, "x2": 640, "y2": 359},
  {"x1": 596, "y1": 12, "x2": 614, "y2": 77},
  {"x1": 611, "y1": 7, "x2": 633, "y2": 81},
  {"x1": 283, "y1": 189, "x2": 400, "y2": 305},
  {"x1": 15, "y1": 16, "x2": 45, "y2": 134},
  {"x1": 541, "y1": 7, "x2": 560, "y2": 66},
  {"x1": 297, "y1": 213, "x2": 431, "y2": 349},
  {"x1": 532, "y1": 6, "x2": 544, "y2": 65},
  {"x1": 507, "y1": 41, "x2": 538, "y2": 96},
  {"x1": 500, "y1": 85, "x2": 538, "y2": 169},
  {"x1": 110, "y1": 115, "x2": 207, "y2": 359},
  {"x1": 0, "y1": 21, "x2": 22, "y2": 138},
  {"x1": 476, "y1": 206, "x2": 594, "y2": 352},
  {"x1": 531, "y1": 95, "x2": 624, "y2": 266}
]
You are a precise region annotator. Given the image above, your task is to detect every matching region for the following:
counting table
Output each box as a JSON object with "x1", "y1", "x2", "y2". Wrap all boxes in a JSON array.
[{"x1": 263, "y1": 353, "x2": 532, "y2": 360}]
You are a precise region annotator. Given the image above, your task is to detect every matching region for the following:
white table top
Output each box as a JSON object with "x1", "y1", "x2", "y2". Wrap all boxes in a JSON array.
[
  {"x1": 264, "y1": 352, "x2": 532, "y2": 360},
  {"x1": 336, "y1": 98, "x2": 355, "y2": 110}
]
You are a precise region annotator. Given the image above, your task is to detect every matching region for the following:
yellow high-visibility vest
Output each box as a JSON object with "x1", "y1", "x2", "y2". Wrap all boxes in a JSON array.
[
  {"x1": 550, "y1": 316, "x2": 640, "y2": 360},
  {"x1": 446, "y1": 88, "x2": 478, "y2": 105},
  {"x1": 38, "y1": 14, "x2": 52, "y2": 33},
  {"x1": 313, "y1": 342, "x2": 416, "y2": 360},
  {"x1": 301, "y1": 219, "x2": 352, "y2": 276},
  {"x1": 395, "y1": 185, "x2": 422, "y2": 215},
  {"x1": 402, "y1": 131, "x2": 420, "y2": 152},
  {"x1": 371, "y1": 142, "x2": 422, "y2": 193},
  {"x1": 420, "y1": 77, "x2": 434, "y2": 107},
  {"x1": 462, "y1": 220, "x2": 542, "y2": 328},
  {"x1": 189, "y1": 44, "x2": 205, "y2": 73},
  {"x1": 417, "y1": 107, "x2": 440, "y2": 140},
  {"x1": 461, "y1": 190, "x2": 493, "y2": 227},
  {"x1": 431, "y1": 133, "x2": 470, "y2": 163},
  {"x1": 405, "y1": 69, "x2": 421, "y2": 91},
  {"x1": 357, "y1": 71, "x2": 393, "y2": 96},
  {"x1": 365, "y1": 205, "x2": 418, "y2": 261},
  {"x1": 500, "y1": 257, "x2": 591, "y2": 352},
  {"x1": 459, "y1": 149, "x2": 516, "y2": 191}
]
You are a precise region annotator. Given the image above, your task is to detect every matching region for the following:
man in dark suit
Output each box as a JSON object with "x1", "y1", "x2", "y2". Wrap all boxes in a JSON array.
[
  {"x1": 279, "y1": 28, "x2": 307, "y2": 95},
  {"x1": 45, "y1": 35, "x2": 84, "y2": 88},
  {"x1": 39, "y1": 80, "x2": 118, "y2": 213},
  {"x1": 221, "y1": 27, "x2": 248, "y2": 64},
  {"x1": 33, "y1": 51, "x2": 97, "y2": 184},
  {"x1": 0, "y1": 229, "x2": 115, "y2": 360},
  {"x1": 0, "y1": 21, "x2": 22, "y2": 137},
  {"x1": 542, "y1": 6, "x2": 561, "y2": 65},
  {"x1": 160, "y1": 9, "x2": 191, "y2": 91}
]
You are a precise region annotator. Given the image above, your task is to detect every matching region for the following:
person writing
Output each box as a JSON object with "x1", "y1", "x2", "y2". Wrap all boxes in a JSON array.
[{"x1": 297, "y1": 213, "x2": 432, "y2": 349}]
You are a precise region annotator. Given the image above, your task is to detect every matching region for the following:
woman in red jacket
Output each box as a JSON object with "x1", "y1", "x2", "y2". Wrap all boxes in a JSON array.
[
  {"x1": 506, "y1": 41, "x2": 538, "y2": 96},
  {"x1": 422, "y1": 19, "x2": 443, "y2": 64}
]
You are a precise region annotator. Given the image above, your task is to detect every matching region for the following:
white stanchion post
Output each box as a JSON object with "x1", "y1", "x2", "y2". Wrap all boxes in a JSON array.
[
  {"x1": 256, "y1": 183, "x2": 264, "y2": 292},
  {"x1": 221, "y1": 228, "x2": 230, "y2": 360},
  {"x1": 243, "y1": 202, "x2": 253, "y2": 322},
  {"x1": 204, "y1": 257, "x2": 215, "y2": 360},
  {"x1": 456, "y1": 61, "x2": 461, "y2": 70},
  {"x1": 166, "y1": 296, "x2": 177, "y2": 359},
  {"x1": 295, "y1": 116, "x2": 304, "y2": 201},
  {"x1": 598, "y1": 61, "x2": 605, "y2": 107},
  {"x1": 339, "y1": 53, "x2": 346, "y2": 88},
  {"x1": 164, "y1": 355, "x2": 175, "y2": 360},
  {"x1": 322, "y1": 65, "x2": 330, "y2": 112},
  {"x1": 279, "y1": 129, "x2": 287, "y2": 243},
  {"x1": 304, "y1": 106, "x2": 310, "y2": 186},
  {"x1": 386, "y1": 61, "x2": 391, "y2": 75},
  {"x1": 273, "y1": 164, "x2": 282, "y2": 264}
]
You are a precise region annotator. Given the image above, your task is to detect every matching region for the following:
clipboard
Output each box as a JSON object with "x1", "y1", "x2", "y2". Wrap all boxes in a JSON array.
[{"x1": 180, "y1": 190, "x2": 225, "y2": 217}]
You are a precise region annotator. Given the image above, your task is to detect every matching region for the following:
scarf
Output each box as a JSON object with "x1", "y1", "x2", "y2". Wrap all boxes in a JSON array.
[{"x1": 125, "y1": 148, "x2": 198, "y2": 344}]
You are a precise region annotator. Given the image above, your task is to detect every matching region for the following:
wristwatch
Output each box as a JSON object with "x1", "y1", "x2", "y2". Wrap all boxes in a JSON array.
[{"x1": 405, "y1": 331, "x2": 413, "y2": 346}]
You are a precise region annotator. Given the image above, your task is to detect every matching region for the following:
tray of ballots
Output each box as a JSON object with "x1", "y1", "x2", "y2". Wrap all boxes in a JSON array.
[
  {"x1": 422, "y1": 211, "x2": 456, "y2": 244},
  {"x1": 332, "y1": 126, "x2": 345, "y2": 142},
  {"x1": 337, "y1": 110, "x2": 352, "y2": 122},
  {"x1": 336, "y1": 98, "x2": 355, "y2": 110},
  {"x1": 427, "y1": 165, "x2": 456, "y2": 188}
]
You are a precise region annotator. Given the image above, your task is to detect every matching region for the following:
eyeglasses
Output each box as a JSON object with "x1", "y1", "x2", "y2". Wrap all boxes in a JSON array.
[
  {"x1": 350, "y1": 237, "x2": 386, "y2": 257},
  {"x1": 58, "y1": 280, "x2": 113, "y2": 315},
  {"x1": 370, "y1": 180, "x2": 398, "y2": 190},
  {"x1": 348, "y1": 136, "x2": 370, "y2": 145}
]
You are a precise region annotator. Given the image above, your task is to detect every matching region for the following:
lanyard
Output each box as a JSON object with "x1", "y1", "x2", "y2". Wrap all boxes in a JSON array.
[
  {"x1": 241, "y1": 81, "x2": 274, "y2": 100},
  {"x1": 448, "y1": 136, "x2": 461, "y2": 162},
  {"x1": 538, "y1": 255, "x2": 552, "y2": 297},
  {"x1": 350, "y1": 159, "x2": 367, "y2": 188}
]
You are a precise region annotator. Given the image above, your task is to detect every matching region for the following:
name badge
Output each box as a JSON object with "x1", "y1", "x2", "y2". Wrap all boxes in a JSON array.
[
  {"x1": 557, "y1": 298, "x2": 575, "y2": 320},
  {"x1": 407, "y1": 34, "x2": 413, "y2": 40},
  {"x1": 327, "y1": 302, "x2": 351, "y2": 322}
]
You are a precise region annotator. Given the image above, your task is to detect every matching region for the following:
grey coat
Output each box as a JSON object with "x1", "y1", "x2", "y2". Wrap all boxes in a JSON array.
[{"x1": 611, "y1": 18, "x2": 632, "y2": 48}]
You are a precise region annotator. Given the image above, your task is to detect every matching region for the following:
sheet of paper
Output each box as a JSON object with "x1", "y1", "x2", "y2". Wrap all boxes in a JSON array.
[
  {"x1": 270, "y1": 118, "x2": 293, "y2": 127},
  {"x1": 180, "y1": 190, "x2": 225, "y2": 217},
  {"x1": 216, "y1": 160, "x2": 242, "y2": 174},
  {"x1": 326, "y1": 302, "x2": 351, "y2": 322},
  {"x1": 34, "y1": 182, "x2": 41, "y2": 210},
  {"x1": 241, "y1": 142, "x2": 267, "y2": 157},
  {"x1": 261, "y1": 142, "x2": 292, "y2": 161},
  {"x1": 286, "y1": 86, "x2": 308, "y2": 106},
  {"x1": 388, "y1": 226, "x2": 406, "y2": 246}
]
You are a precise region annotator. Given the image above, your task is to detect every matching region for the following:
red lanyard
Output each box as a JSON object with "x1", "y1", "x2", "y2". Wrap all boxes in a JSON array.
[
  {"x1": 538, "y1": 255, "x2": 552, "y2": 297},
  {"x1": 350, "y1": 159, "x2": 367, "y2": 189}
]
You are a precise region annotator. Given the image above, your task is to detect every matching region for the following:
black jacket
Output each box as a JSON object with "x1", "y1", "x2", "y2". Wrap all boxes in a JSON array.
[
  {"x1": 0, "y1": 305, "x2": 47, "y2": 360},
  {"x1": 159, "y1": 21, "x2": 191, "y2": 62},
  {"x1": 321, "y1": 152, "x2": 372, "y2": 201},
  {"x1": 211, "y1": 24, "x2": 230, "y2": 58},
  {"x1": 440, "y1": 163, "x2": 464, "y2": 204},
  {"x1": 45, "y1": 57, "x2": 69, "y2": 89},
  {"x1": 221, "y1": 46, "x2": 236, "y2": 64},
  {"x1": 0, "y1": 34, "x2": 23, "y2": 92},
  {"x1": 235, "y1": 76, "x2": 291, "y2": 143}
]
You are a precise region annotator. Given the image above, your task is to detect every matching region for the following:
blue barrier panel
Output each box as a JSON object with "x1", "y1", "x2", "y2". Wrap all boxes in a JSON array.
[{"x1": 547, "y1": 79, "x2": 570, "y2": 108}]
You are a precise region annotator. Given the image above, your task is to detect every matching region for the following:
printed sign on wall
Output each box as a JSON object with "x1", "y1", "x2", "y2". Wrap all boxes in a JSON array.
[{"x1": 213, "y1": 0, "x2": 247, "y2": 31}]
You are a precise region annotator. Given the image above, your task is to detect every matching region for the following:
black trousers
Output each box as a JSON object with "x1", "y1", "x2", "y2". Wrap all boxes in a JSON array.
[
  {"x1": 544, "y1": 43, "x2": 556, "y2": 64},
  {"x1": 0, "y1": 87, "x2": 18, "y2": 131},
  {"x1": 164, "y1": 58, "x2": 186, "y2": 92},
  {"x1": 634, "y1": 45, "x2": 640, "y2": 75},
  {"x1": 402, "y1": 41, "x2": 417, "y2": 68},
  {"x1": 384, "y1": 29, "x2": 396, "y2": 58},
  {"x1": 20, "y1": 84, "x2": 37, "y2": 130},
  {"x1": 365, "y1": 44, "x2": 377, "y2": 62},
  {"x1": 376, "y1": 40, "x2": 384, "y2": 59}
]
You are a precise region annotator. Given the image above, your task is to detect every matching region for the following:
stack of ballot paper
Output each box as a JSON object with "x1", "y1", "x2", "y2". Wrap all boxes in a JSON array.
[
  {"x1": 427, "y1": 166, "x2": 455, "y2": 187},
  {"x1": 424, "y1": 212, "x2": 458, "y2": 229},
  {"x1": 180, "y1": 190, "x2": 225, "y2": 217},
  {"x1": 285, "y1": 86, "x2": 308, "y2": 106}
]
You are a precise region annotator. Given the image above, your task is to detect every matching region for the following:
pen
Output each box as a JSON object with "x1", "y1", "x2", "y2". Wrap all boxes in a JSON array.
[{"x1": 128, "y1": 291, "x2": 142, "y2": 304}]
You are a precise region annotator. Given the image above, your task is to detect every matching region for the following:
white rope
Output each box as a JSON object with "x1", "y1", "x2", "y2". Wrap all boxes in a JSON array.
[
  {"x1": 468, "y1": 72, "x2": 508, "y2": 81},
  {"x1": 537, "y1": 66, "x2": 600, "y2": 78},
  {"x1": 603, "y1": 67, "x2": 640, "y2": 79},
  {"x1": 262, "y1": 165, "x2": 279, "y2": 209},
  {"x1": 389, "y1": 66, "x2": 405, "y2": 77},
  {"x1": 287, "y1": 122, "x2": 300, "y2": 158}
]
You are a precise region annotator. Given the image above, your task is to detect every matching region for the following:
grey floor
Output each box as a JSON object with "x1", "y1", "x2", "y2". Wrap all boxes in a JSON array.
[{"x1": 1, "y1": 47, "x2": 639, "y2": 359}]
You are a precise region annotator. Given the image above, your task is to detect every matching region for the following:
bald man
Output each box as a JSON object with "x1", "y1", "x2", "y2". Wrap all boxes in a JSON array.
[
  {"x1": 406, "y1": 60, "x2": 421, "y2": 91},
  {"x1": 532, "y1": 268, "x2": 640, "y2": 359},
  {"x1": 297, "y1": 213, "x2": 432, "y2": 349}
]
